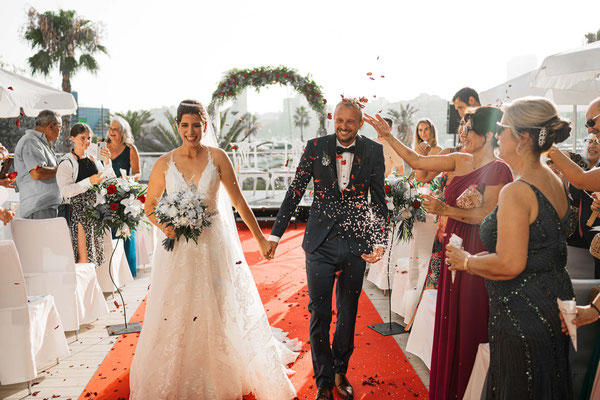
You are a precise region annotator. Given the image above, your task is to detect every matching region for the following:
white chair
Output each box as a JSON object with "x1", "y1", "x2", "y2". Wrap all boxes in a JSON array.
[
  {"x1": 0, "y1": 240, "x2": 69, "y2": 386},
  {"x1": 10, "y1": 218, "x2": 109, "y2": 331},
  {"x1": 270, "y1": 140, "x2": 304, "y2": 190},
  {"x1": 231, "y1": 141, "x2": 271, "y2": 198},
  {"x1": 96, "y1": 231, "x2": 134, "y2": 293}
]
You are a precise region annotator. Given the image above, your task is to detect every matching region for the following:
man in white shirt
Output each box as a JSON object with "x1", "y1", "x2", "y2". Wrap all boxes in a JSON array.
[{"x1": 267, "y1": 98, "x2": 387, "y2": 400}]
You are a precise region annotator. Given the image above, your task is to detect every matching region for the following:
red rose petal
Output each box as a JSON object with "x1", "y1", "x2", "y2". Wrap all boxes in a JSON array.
[
  {"x1": 32, "y1": 391, "x2": 40, "y2": 396},
  {"x1": 16, "y1": 119, "x2": 21, "y2": 127},
  {"x1": 327, "y1": 113, "x2": 332, "y2": 120},
  {"x1": 366, "y1": 72, "x2": 372, "y2": 76},
  {"x1": 193, "y1": 316, "x2": 197, "y2": 321},
  {"x1": 235, "y1": 260, "x2": 242, "y2": 264},
  {"x1": 7, "y1": 86, "x2": 13, "y2": 90},
  {"x1": 380, "y1": 75, "x2": 385, "y2": 78},
  {"x1": 369, "y1": 77, "x2": 375, "y2": 80},
  {"x1": 114, "y1": 300, "x2": 120, "y2": 309},
  {"x1": 323, "y1": 99, "x2": 327, "y2": 104}
]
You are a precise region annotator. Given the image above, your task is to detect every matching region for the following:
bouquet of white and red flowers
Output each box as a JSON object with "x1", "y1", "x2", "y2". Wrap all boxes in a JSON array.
[
  {"x1": 384, "y1": 174, "x2": 427, "y2": 242},
  {"x1": 86, "y1": 177, "x2": 147, "y2": 238},
  {"x1": 153, "y1": 186, "x2": 213, "y2": 251}
]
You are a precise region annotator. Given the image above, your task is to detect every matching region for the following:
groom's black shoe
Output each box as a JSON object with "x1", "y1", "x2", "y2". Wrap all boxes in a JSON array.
[
  {"x1": 335, "y1": 373, "x2": 354, "y2": 400},
  {"x1": 315, "y1": 387, "x2": 333, "y2": 400}
]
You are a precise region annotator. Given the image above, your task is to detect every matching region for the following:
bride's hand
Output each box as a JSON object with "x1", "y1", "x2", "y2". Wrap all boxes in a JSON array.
[
  {"x1": 363, "y1": 113, "x2": 392, "y2": 140},
  {"x1": 258, "y1": 237, "x2": 273, "y2": 260},
  {"x1": 162, "y1": 224, "x2": 176, "y2": 239}
]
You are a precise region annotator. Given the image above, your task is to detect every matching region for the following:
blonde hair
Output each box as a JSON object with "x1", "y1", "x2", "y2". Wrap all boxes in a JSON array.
[
  {"x1": 502, "y1": 97, "x2": 571, "y2": 153},
  {"x1": 414, "y1": 119, "x2": 437, "y2": 148},
  {"x1": 334, "y1": 98, "x2": 363, "y2": 121},
  {"x1": 108, "y1": 116, "x2": 135, "y2": 146}
]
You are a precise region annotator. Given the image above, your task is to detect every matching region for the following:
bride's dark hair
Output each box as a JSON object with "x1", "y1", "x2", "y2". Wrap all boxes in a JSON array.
[{"x1": 176, "y1": 99, "x2": 208, "y2": 126}]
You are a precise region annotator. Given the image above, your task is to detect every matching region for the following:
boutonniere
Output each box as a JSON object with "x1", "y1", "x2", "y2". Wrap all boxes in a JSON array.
[{"x1": 321, "y1": 151, "x2": 331, "y2": 167}]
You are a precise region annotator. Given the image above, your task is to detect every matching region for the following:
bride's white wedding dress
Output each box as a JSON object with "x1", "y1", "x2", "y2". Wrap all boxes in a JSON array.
[{"x1": 130, "y1": 150, "x2": 298, "y2": 400}]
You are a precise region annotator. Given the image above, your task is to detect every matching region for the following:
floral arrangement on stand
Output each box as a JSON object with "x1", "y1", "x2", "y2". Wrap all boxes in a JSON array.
[
  {"x1": 208, "y1": 66, "x2": 328, "y2": 135},
  {"x1": 85, "y1": 177, "x2": 147, "y2": 238},
  {"x1": 384, "y1": 174, "x2": 427, "y2": 242},
  {"x1": 152, "y1": 186, "x2": 213, "y2": 251}
]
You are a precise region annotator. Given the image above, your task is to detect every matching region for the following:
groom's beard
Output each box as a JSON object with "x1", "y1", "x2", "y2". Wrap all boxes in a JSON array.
[{"x1": 336, "y1": 128, "x2": 359, "y2": 146}]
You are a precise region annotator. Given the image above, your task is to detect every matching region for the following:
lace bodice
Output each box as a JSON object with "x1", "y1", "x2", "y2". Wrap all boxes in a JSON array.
[{"x1": 164, "y1": 149, "x2": 220, "y2": 214}]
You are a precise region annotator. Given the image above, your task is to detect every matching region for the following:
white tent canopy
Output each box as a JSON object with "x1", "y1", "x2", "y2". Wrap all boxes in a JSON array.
[
  {"x1": 480, "y1": 70, "x2": 600, "y2": 107},
  {"x1": 531, "y1": 41, "x2": 600, "y2": 93},
  {"x1": 0, "y1": 68, "x2": 78, "y2": 118}
]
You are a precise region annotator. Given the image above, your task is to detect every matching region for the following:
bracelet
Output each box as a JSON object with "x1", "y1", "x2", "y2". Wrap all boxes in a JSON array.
[
  {"x1": 590, "y1": 302, "x2": 600, "y2": 317},
  {"x1": 463, "y1": 255, "x2": 471, "y2": 272}
]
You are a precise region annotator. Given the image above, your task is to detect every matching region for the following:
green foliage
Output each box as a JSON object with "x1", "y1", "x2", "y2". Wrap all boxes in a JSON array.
[
  {"x1": 219, "y1": 108, "x2": 261, "y2": 149},
  {"x1": 585, "y1": 29, "x2": 600, "y2": 44},
  {"x1": 293, "y1": 106, "x2": 311, "y2": 142},
  {"x1": 115, "y1": 110, "x2": 154, "y2": 140},
  {"x1": 388, "y1": 104, "x2": 419, "y2": 146},
  {"x1": 208, "y1": 66, "x2": 327, "y2": 136},
  {"x1": 22, "y1": 7, "x2": 107, "y2": 152}
]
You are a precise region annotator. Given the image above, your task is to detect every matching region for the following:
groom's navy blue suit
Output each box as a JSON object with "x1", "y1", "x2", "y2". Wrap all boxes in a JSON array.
[{"x1": 271, "y1": 133, "x2": 387, "y2": 389}]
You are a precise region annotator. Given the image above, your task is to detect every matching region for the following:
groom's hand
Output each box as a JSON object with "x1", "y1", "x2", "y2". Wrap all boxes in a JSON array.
[
  {"x1": 361, "y1": 246, "x2": 385, "y2": 263},
  {"x1": 267, "y1": 241, "x2": 278, "y2": 260}
]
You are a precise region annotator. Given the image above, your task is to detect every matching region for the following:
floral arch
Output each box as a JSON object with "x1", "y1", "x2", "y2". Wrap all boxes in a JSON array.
[{"x1": 208, "y1": 66, "x2": 328, "y2": 137}]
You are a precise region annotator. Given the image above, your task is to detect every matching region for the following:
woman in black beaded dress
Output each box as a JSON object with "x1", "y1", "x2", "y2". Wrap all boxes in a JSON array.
[
  {"x1": 446, "y1": 97, "x2": 575, "y2": 399},
  {"x1": 57, "y1": 123, "x2": 115, "y2": 266}
]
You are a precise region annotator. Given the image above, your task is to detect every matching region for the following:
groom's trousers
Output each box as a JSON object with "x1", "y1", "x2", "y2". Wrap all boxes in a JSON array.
[{"x1": 305, "y1": 228, "x2": 366, "y2": 389}]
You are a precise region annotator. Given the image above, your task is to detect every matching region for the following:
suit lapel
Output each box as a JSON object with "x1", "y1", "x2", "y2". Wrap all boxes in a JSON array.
[
  {"x1": 326, "y1": 134, "x2": 338, "y2": 183},
  {"x1": 344, "y1": 135, "x2": 365, "y2": 193}
]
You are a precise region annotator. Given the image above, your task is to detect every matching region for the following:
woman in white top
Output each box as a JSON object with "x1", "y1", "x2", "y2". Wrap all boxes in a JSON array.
[{"x1": 56, "y1": 123, "x2": 114, "y2": 266}]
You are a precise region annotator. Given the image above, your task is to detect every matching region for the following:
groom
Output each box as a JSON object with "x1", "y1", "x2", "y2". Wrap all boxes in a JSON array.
[{"x1": 268, "y1": 98, "x2": 388, "y2": 400}]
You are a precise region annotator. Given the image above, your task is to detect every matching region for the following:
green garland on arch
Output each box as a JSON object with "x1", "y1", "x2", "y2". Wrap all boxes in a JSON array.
[{"x1": 208, "y1": 66, "x2": 327, "y2": 136}]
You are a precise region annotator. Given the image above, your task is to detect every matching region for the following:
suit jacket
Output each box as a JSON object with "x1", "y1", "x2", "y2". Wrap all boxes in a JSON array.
[{"x1": 271, "y1": 134, "x2": 388, "y2": 256}]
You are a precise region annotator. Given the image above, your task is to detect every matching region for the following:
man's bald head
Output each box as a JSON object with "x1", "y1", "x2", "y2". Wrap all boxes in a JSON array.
[{"x1": 587, "y1": 97, "x2": 600, "y2": 137}]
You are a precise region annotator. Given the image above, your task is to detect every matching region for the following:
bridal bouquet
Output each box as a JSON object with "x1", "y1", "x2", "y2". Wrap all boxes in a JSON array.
[
  {"x1": 153, "y1": 186, "x2": 212, "y2": 251},
  {"x1": 384, "y1": 174, "x2": 427, "y2": 242},
  {"x1": 85, "y1": 177, "x2": 147, "y2": 238}
]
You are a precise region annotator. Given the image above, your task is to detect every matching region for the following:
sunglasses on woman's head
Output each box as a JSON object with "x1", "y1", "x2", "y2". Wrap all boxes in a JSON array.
[{"x1": 586, "y1": 113, "x2": 600, "y2": 129}]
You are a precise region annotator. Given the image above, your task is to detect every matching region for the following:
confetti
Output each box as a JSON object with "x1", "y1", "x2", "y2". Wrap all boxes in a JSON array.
[
  {"x1": 235, "y1": 260, "x2": 242, "y2": 264},
  {"x1": 366, "y1": 72, "x2": 372, "y2": 76},
  {"x1": 114, "y1": 301, "x2": 120, "y2": 309},
  {"x1": 7, "y1": 86, "x2": 13, "y2": 90},
  {"x1": 327, "y1": 113, "x2": 332, "y2": 120}
]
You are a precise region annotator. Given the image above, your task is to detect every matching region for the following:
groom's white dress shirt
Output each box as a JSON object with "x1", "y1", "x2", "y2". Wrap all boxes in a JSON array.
[{"x1": 268, "y1": 139, "x2": 356, "y2": 243}]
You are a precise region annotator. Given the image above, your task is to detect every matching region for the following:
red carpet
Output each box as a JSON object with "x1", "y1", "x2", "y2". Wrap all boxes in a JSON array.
[{"x1": 79, "y1": 224, "x2": 428, "y2": 399}]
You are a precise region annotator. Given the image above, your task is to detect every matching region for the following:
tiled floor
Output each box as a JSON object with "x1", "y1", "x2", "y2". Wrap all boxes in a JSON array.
[{"x1": 0, "y1": 267, "x2": 429, "y2": 400}]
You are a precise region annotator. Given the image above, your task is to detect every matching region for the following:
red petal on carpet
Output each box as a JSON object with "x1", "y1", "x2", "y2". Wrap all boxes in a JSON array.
[{"x1": 78, "y1": 224, "x2": 428, "y2": 399}]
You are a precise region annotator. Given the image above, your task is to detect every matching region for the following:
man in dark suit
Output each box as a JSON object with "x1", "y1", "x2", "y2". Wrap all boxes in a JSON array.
[{"x1": 267, "y1": 98, "x2": 388, "y2": 400}]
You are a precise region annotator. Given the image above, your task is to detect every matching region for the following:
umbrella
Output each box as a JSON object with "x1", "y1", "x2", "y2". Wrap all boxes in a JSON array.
[
  {"x1": 0, "y1": 67, "x2": 78, "y2": 117},
  {"x1": 480, "y1": 70, "x2": 600, "y2": 106},
  {"x1": 531, "y1": 41, "x2": 600, "y2": 92}
]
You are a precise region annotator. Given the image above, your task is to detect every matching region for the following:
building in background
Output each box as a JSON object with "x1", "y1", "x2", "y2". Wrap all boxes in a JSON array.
[{"x1": 71, "y1": 92, "x2": 109, "y2": 139}]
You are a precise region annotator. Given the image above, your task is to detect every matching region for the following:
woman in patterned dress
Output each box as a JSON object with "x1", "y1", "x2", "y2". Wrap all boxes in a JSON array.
[{"x1": 57, "y1": 123, "x2": 115, "y2": 266}]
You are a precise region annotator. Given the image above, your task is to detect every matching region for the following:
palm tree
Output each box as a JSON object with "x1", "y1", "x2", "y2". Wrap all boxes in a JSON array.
[
  {"x1": 218, "y1": 108, "x2": 261, "y2": 149},
  {"x1": 115, "y1": 110, "x2": 155, "y2": 142},
  {"x1": 388, "y1": 104, "x2": 419, "y2": 146},
  {"x1": 23, "y1": 7, "x2": 107, "y2": 150},
  {"x1": 293, "y1": 106, "x2": 311, "y2": 142},
  {"x1": 145, "y1": 110, "x2": 182, "y2": 152}
]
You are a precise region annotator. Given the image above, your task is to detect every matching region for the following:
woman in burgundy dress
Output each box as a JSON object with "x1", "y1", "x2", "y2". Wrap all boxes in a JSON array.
[{"x1": 365, "y1": 107, "x2": 513, "y2": 400}]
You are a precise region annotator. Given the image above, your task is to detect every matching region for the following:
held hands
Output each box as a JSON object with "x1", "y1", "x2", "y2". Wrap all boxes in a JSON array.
[
  {"x1": 560, "y1": 306, "x2": 599, "y2": 334},
  {"x1": 422, "y1": 194, "x2": 447, "y2": 216},
  {"x1": 257, "y1": 237, "x2": 275, "y2": 260},
  {"x1": 89, "y1": 173, "x2": 106, "y2": 185},
  {"x1": 361, "y1": 246, "x2": 385, "y2": 263},
  {"x1": 265, "y1": 240, "x2": 278, "y2": 260},
  {"x1": 363, "y1": 114, "x2": 392, "y2": 141}
]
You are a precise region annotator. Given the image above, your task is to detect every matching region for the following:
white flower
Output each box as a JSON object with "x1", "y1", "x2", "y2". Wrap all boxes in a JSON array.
[
  {"x1": 177, "y1": 217, "x2": 189, "y2": 226},
  {"x1": 117, "y1": 224, "x2": 131, "y2": 238},
  {"x1": 120, "y1": 196, "x2": 143, "y2": 216},
  {"x1": 386, "y1": 200, "x2": 395, "y2": 210},
  {"x1": 167, "y1": 206, "x2": 178, "y2": 218},
  {"x1": 95, "y1": 191, "x2": 106, "y2": 205}
]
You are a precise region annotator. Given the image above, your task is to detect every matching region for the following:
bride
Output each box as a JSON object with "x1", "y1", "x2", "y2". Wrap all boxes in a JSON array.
[{"x1": 129, "y1": 100, "x2": 298, "y2": 399}]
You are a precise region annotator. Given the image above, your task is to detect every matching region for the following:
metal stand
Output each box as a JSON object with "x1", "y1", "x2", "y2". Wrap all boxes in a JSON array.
[
  {"x1": 368, "y1": 224, "x2": 409, "y2": 336},
  {"x1": 106, "y1": 236, "x2": 141, "y2": 336}
]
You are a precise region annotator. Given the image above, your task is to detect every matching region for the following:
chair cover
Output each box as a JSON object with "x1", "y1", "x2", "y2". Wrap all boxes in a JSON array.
[
  {"x1": 11, "y1": 218, "x2": 108, "y2": 331},
  {"x1": 405, "y1": 289, "x2": 437, "y2": 369},
  {"x1": 0, "y1": 240, "x2": 69, "y2": 385}
]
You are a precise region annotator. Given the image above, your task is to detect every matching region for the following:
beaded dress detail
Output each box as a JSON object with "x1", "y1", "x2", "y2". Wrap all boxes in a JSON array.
[
  {"x1": 480, "y1": 181, "x2": 574, "y2": 400},
  {"x1": 129, "y1": 150, "x2": 298, "y2": 399}
]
